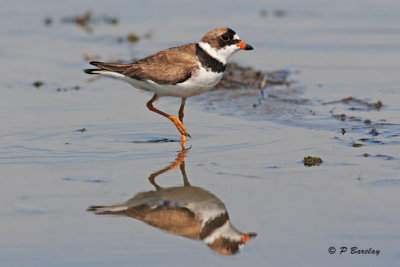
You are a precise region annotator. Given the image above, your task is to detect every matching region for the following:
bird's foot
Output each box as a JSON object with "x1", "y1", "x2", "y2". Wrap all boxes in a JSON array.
[
  {"x1": 181, "y1": 135, "x2": 187, "y2": 149},
  {"x1": 168, "y1": 116, "x2": 191, "y2": 137},
  {"x1": 180, "y1": 135, "x2": 192, "y2": 150}
]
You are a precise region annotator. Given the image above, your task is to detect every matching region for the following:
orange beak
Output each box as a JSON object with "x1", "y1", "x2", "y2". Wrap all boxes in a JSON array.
[
  {"x1": 242, "y1": 232, "x2": 257, "y2": 243},
  {"x1": 242, "y1": 234, "x2": 250, "y2": 243},
  {"x1": 237, "y1": 41, "x2": 254, "y2": 50}
]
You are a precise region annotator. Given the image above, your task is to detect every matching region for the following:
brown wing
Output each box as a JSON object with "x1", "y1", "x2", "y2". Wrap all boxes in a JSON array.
[
  {"x1": 88, "y1": 204, "x2": 202, "y2": 239},
  {"x1": 126, "y1": 207, "x2": 202, "y2": 239},
  {"x1": 123, "y1": 43, "x2": 198, "y2": 85}
]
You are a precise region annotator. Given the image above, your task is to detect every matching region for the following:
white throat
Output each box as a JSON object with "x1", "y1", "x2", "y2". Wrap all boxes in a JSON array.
[
  {"x1": 203, "y1": 220, "x2": 243, "y2": 244},
  {"x1": 198, "y1": 41, "x2": 240, "y2": 65}
]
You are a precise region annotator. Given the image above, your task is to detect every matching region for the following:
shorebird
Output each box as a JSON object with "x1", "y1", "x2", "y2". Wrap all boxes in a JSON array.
[{"x1": 84, "y1": 27, "x2": 253, "y2": 147}]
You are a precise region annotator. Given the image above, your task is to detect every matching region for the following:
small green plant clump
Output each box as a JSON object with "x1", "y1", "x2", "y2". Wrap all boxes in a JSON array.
[{"x1": 303, "y1": 156, "x2": 323, "y2": 167}]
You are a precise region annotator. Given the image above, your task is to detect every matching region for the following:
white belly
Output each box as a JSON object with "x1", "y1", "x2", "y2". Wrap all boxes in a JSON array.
[
  {"x1": 95, "y1": 65, "x2": 224, "y2": 98},
  {"x1": 147, "y1": 65, "x2": 223, "y2": 97},
  {"x1": 176, "y1": 64, "x2": 224, "y2": 96}
]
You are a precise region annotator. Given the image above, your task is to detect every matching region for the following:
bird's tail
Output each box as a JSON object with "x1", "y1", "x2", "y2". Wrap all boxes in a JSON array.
[
  {"x1": 87, "y1": 204, "x2": 128, "y2": 215},
  {"x1": 83, "y1": 61, "x2": 132, "y2": 75}
]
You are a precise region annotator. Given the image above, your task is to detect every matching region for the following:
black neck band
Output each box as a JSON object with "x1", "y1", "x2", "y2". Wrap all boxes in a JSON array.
[{"x1": 196, "y1": 43, "x2": 226, "y2": 73}]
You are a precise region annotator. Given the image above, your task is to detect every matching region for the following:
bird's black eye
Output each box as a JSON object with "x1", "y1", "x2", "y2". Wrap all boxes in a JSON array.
[{"x1": 220, "y1": 33, "x2": 230, "y2": 42}]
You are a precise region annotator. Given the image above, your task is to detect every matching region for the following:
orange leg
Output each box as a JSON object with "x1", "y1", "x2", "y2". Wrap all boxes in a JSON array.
[
  {"x1": 179, "y1": 98, "x2": 187, "y2": 148},
  {"x1": 146, "y1": 94, "x2": 190, "y2": 138},
  {"x1": 179, "y1": 97, "x2": 186, "y2": 122}
]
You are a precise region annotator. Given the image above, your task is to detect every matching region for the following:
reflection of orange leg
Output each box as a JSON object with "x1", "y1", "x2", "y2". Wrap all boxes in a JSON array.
[
  {"x1": 148, "y1": 149, "x2": 188, "y2": 190},
  {"x1": 180, "y1": 160, "x2": 190, "y2": 187},
  {"x1": 146, "y1": 94, "x2": 190, "y2": 137}
]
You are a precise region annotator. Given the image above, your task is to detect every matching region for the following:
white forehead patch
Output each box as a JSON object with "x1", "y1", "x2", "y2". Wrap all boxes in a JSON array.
[{"x1": 233, "y1": 34, "x2": 240, "y2": 40}]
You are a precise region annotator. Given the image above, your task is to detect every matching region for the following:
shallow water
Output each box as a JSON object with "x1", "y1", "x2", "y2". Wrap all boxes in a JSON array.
[{"x1": 1, "y1": 0, "x2": 400, "y2": 266}]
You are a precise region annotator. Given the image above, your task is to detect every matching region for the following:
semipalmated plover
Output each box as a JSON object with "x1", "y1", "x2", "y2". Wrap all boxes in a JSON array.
[{"x1": 84, "y1": 28, "x2": 253, "y2": 146}]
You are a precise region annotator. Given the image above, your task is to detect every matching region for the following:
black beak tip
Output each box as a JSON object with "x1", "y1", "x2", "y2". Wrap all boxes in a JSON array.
[
  {"x1": 245, "y1": 44, "x2": 254, "y2": 50},
  {"x1": 248, "y1": 232, "x2": 257, "y2": 238}
]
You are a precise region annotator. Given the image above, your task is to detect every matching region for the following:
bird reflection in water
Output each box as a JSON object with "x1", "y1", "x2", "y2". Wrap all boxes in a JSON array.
[{"x1": 87, "y1": 149, "x2": 256, "y2": 255}]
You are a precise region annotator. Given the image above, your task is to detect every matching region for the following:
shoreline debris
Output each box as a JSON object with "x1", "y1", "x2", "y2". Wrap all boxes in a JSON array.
[
  {"x1": 216, "y1": 62, "x2": 291, "y2": 90},
  {"x1": 323, "y1": 96, "x2": 383, "y2": 111},
  {"x1": 303, "y1": 156, "x2": 323, "y2": 167},
  {"x1": 32, "y1": 81, "x2": 44, "y2": 88}
]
